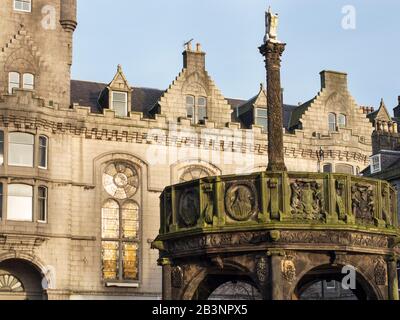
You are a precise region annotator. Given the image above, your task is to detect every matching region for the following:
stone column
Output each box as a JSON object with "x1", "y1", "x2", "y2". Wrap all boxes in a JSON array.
[
  {"x1": 388, "y1": 257, "x2": 399, "y2": 301},
  {"x1": 259, "y1": 41, "x2": 287, "y2": 172},
  {"x1": 268, "y1": 250, "x2": 284, "y2": 300},
  {"x1": 159, "y1": 258, "x2": 173, "y2": 300}
]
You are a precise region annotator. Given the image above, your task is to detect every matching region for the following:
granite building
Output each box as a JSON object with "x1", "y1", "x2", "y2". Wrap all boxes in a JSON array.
[{"x1": 0, "y1": 0, "x2": 384, "y2": 299}]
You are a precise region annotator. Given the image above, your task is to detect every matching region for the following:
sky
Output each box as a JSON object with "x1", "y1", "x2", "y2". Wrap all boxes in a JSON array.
[{"x1": 72, "y1": 0, "x2": 400, "y2": 111}]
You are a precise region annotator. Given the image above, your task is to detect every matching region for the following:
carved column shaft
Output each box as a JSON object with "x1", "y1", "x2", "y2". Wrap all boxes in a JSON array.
[
  {"x1": 269, "y1": 251, "x2": 284, "y2": 300},
  {"x1": 388, "y1": 258, "x2": 399, "y2": 301},
  {"x1": 159, "y1": 258, "x2": 173, "y2": 300},
  {"x1": 259, "y1": 41, "x2": 287, "y2": 172}
]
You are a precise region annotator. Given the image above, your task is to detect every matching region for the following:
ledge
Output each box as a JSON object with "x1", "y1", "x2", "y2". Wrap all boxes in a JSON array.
[{"x1": 105, "y1": 282, "x2": 140, "y2": 288}]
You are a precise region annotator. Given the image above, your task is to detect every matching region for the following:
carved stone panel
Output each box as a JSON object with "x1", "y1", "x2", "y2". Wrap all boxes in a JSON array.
[
  {"x1": 171, "y1": 266, "x2": 184, "y2": 288},
  {"x1": 281, "y1": 257, "x2": 296, "y2": 283},
  {"x1": 351, "y1": 183, "x2": 375, "y2": 224},
  {"x1": 335, "y1": 180, "x2": 347, "y2": 221},
  {"x1": 290, "y1": 180, "x2": 325, "y2": 221},
  {"x1": 225, "y1": 182, "x2": 258, "y2": 222},
  {"x1": 256, "y1": 256, "x2": 268, "y2": 284},
  {"x1": 374, "y1": 259, "x2": 387, "y2": 286},
  {"x1": 381, "y1": 185, "x2": 392, "y2": 226},
  {"x1": 178, "y1": 189, "x2": 200, "y2": 228}
]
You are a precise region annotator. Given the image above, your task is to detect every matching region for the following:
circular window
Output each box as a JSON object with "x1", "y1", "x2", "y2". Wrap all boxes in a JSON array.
[{"x1": 103, "y1": 162, "x2": 139, "y2": 199}]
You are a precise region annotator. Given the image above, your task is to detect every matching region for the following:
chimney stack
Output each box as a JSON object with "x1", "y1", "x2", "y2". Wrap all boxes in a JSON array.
[{"x1": 183, "y1": 42, "x2": 206, "y2": 71}]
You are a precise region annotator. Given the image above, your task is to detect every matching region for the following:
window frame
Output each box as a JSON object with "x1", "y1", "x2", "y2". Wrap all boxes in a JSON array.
[
  {"x1": 328, "y1": 113, "x2": 337, "y2": 132},
  {"x1": 37, "y1": 186, "x2": 48, "y2": 223},
  {"x1": 197, "y1": 96, "x2": 208, "y2": 123},
  {"x1": 8, "y1": 72, "x2": 20, "y2": 94},
  {"x1": 8, "y1": 132, "x2": 35, "y2": 168},
  {"x1": 101, "y1": 199, "x2": 140, "y2": 284},
  {"x1": 38, "y1": 135, "x2": 48, "y2": 170},
  {"x1": 186, "y1": 95, "x2": 195, "y2": 123},
  {"x1": 111, "y1": 91, "x2": 128, "y2": 118},
  {"x1": 0, "y1": 183, "x2": 3, "y2": 221},
  {"x1": 338, "y1": 114, "x2": 347, "y2": 129},
  {"x1": 6, "y1": 184, "x2": 34, "y2": 222},
  {"x1": 255, "y1": 108, "x2": 268, "y2": 132},
  {"x1": 370, "y1": 154, "x2": 382, "y2": 174},
  {"x1": 22, "y1": 73, "x2": 34, "y2": 90},
  {"x1": 13, "y1": 0, "x2": 32, "y2": 13}
]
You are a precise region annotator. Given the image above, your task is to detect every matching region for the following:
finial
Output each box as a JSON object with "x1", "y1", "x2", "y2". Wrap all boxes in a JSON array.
[
  {"x1": 117, "y1": 64, "x2": 122, "y2": 73},
  {"x1": 260, "y1": 83, "x2": 265, "y2": 91},
  {"x1": 196, "y1": 43, "x2": 202, "y2": 52},
  {"x1": 184, "y1": 39, "x2": 194, "y2": 51}
]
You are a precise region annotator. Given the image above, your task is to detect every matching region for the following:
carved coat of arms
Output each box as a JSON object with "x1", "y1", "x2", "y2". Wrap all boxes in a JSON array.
[
  {"x1": 290, "y1": 180, "x2": 325, "y2": 220},
  {"x1": 351, "y1": 184, "x2": 375, "y2": 224}
]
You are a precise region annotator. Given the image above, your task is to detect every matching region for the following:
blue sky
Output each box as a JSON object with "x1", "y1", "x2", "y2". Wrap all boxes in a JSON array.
[{"x1": 72, "y1": 0, "x2": 400, "y2": 111}]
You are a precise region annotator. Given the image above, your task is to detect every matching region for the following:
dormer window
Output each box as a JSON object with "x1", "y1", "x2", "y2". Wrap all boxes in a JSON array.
[
  {"x1": 370, "y1": 154, "x2": 382, "y2": 174},
  {"x1": 23, "y1": 73, "x2": 34, "y2": 90},
  {"x1": 8, "y1": 72, "x2": 20, "y2": 94},
  {"x1": 185, "y1": 95, "x2": 207, "y2": 124},
  {"x1": 14, "y1": 0, "x2": 31, "y2": 12},
  {"x1": 255, "y1": 108, "x2": 268, "y2": 132},
  {"x1": 112, "y1": 92, "x2": 128, "y2": 117}
]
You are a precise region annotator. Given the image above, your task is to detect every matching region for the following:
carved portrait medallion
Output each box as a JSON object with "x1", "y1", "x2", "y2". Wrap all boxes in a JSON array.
[
  {"x1": 225, "y1": 183, "x2": 257, "y2": 222},
  {"x1": 178, "y1": 190, "x2": 200, "y2": 227}
]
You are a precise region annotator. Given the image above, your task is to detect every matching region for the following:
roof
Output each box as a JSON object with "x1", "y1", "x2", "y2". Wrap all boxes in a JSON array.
[
  {"x1": 70, "y1": 79, "x2": 298, "y2": 127},
  {"x1": 71, "y1": 80, "x2": 165, "y2": 117}
]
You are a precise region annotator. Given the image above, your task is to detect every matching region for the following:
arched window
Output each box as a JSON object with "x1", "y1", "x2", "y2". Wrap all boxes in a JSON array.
[
  {"x1": 38, "y1": 186, "x2": 48, "y2": 222},
  {"x1": 101, "y1": 200, "x2": 140, "y2": 282},
  {"x1": 328, "y1": 113, "x2": 337, "y2": 132},
  {"x1": 7, "y1": 184, "x2": 33, "y2": 222},
  {"x1": 8, "y1": 132, "x2": 34, "y2": 167},
  {"x1": 338, "y1": 114, "x2": 347, "y2": 128},
  {"x1": 14, "y1": 0, "x2": 32, "y2": 12},
  {"x1": 22, "y1": 73, "x2": 34, "y2": 90},
  {"x1": 39, "y1": 136, "x2": 48, "y2": 169},
  {"x1": 180, "y1": 166, "x2": 211, "y2": 183},
  {"x1": 8, "y1": 72, "x2": 20, "y2": 94}
]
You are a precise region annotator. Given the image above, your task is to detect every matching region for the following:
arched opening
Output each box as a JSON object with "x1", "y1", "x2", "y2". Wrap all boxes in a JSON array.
[
  {"x1": 294, "y1": 265, "x2": 377, "y2": 301},
  {"x1": 0, "y1": 259, "x2": 46, "y2": 300},
  {"x1": 193, "y1": 274, "x2": 262, "y2": 301}
]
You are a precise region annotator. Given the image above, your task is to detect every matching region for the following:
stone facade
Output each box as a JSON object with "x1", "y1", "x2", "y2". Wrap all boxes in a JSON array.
[{"x1": 0, "y1": 0, "x2": 383, "y2": 300}]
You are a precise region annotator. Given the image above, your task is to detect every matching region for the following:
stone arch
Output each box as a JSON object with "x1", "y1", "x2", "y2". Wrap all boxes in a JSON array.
[
  {"x1": 0, "y1": 253, "x2": 48, "y2": 300},
  {"x1": 171, "y1": 159, "x2": 221, "y2": 184},
  {"x1": 180, "y1": 260, "x2": 261, "y2": 301},
  {"x1": 292, "y1": 263, "x2": 381, "y2": 300}
]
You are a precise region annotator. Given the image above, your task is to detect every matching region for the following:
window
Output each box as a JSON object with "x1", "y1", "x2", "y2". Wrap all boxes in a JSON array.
[
  {"x1": 7, "y1": 184, "x2": 33, "y2": 222},
  {"x1": 370, "y1": 154, "x2": 382, "y2": 174},
  {"x1": 38, "y1": 186, "x2": 48, "y2": 222},
  {"x1": 112, "y1": 92, "x2": 128, "y2": 117},
  {"x1": 338, "y1": 114, "x2": 347, "y2": 128},
  {"x1": 328, "y1": 113, "x2": 337, "y2": 132},
  {"x1": 0, "y1": 131, "x2": 4, "y2": 166},
  {"x1": 8, "y1": 133, "x2": 34, "y2": 167},
  {"x1": 323, "y1": 164, "x2": 333, "y2": 173},
  {"x1": 325, "y1": 280, "x2": 336, "y2": 290},
  {"x1": 14, "y1": 0, "x2": 31, "y2": 12},
  {"x1": 197, "y1": 97, "x2": 207, "y2": 122},
  {"x1": 101, "y1": 200, "x2": 140, "y2": 282},
  {"x1": 336, "y1": 164, "x2": 354, "y2": 175},
  {"x1": 180, "y1": 166, "x2": 211, "y2": 183},
  {"x1": 186, "y1": 95, "x2": 208, "y2": 124},
  {"x1": 255, "y1": 108, "x2": 268, "y2": 131},
  {"x1": 186, "y1": 96, "x2": 195, "y2": 122},
  {"x1": 8, "y1": 72, "x2": 20, "y2": 94},
  {"x1": 22, "y1": 73, "x2": 34, "y2": 90},
  {"x1": 0, "y1": 183, "x2": 3, "y2": 220},
  {"x1": 39, "y1": 136, "x2": 48, "y2": 169}
]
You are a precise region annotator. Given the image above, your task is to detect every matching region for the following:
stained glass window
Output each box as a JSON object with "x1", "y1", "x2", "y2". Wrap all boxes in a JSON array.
[
  {"x1": 101, "y1": 163, "x2": 140, "y2": 283},
  {"x1": 180, "y1": 166, "x2": 211, "y2": 183}
]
